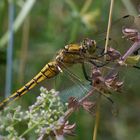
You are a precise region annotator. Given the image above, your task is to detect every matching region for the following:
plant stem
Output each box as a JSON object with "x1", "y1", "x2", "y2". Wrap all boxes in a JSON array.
[
  {"x1": 93, "y1": 0, "x2": 114, "y2": 140},
  {"x1": 64, "y1": 89, "x2": 95, "y2": 120},
  {"x1": 19, "y1": 123, "x2": 38, "y2": 138},
  {"x1": 104, "y1": 0, "x2": 114, "y2": 55},
  {"x1": 93, "y1": 95, "x2": 101, "y2": 140}
]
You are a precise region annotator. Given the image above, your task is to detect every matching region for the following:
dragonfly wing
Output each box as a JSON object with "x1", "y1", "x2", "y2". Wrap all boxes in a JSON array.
[
  {"x1": 55, "y1": 62, "x2": 93, "y2": 102},
  {"x1": 95, "y1": 15, "x2": 140, "y2": 49},
  {"x1": 60, "y1": 81, "x2": 91, "y2": 103}
]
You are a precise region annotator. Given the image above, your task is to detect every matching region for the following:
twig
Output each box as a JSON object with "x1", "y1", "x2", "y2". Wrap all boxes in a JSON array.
[
  {"x1": 93, "y1": 95, "x2": 101, "y2": 140},
  {"x1": 122, "y1": 42, "x2": 140, "y2": 60},
  {"x1": 93, "y1": 0, "x2": 114, "y2": 140},
  {"x1": 64, "y1": 89, "x2": 94, "y2": 120},
  {"x1": 104, "y1": 0, "x2": 114, "y2": 55},
  {"x1": 106, "y1": 40, "x2": 140, "y2": 79}
]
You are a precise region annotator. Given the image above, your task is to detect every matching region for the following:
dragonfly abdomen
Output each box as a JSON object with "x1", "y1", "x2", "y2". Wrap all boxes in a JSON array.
[{"x1": 0, "y1": 61, "x2": 60, "y2": 109}]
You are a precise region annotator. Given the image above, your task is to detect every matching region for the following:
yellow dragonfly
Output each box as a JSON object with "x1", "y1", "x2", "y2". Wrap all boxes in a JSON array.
[
  {"x1": 1, "y1": 14, "x2": 140, "y2": 110},
  {"x1": 0, "y1": 38, "x2": 108, "y2": 110}
]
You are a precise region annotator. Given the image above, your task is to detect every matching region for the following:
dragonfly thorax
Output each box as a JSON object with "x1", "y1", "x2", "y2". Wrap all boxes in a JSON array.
[{"x1": 55, "y1": 38, "x2": 97, "y2": 66}]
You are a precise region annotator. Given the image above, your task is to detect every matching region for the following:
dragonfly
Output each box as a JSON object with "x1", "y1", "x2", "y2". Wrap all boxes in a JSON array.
[
  {"x1": 1, "y1": 14, "x2": 140, "y2": 110},
  {"x1": 0, "y1": 38, "x2": 109, "y2": 110}
]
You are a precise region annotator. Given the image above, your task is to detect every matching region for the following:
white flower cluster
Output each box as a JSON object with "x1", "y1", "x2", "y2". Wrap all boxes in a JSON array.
[
  {"x1": 0, "y1": 106, "x2": 25, "y2": 140},
  {"x1": 0, "y1": 87, "x2": 67, "y2": 140},
  {"x1": 26, "y1": 87, "x2": 66, "y2": 136}
]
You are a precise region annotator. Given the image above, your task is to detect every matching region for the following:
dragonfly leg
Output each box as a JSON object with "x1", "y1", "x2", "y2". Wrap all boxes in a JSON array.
[
  {"x1": 100, "y1": 93, "x2": 114, "y2": 104},
  {"x1": 89, "y1": 60, "x2": 109, "y2": 67},
  {"x1": 133, "y1": 48, "x2": 140, "y2": 55},
  {"x1": 82, "y1": 63, "x2": 92, "y2": 82},
  {"x1": 133, "y1": 65, "x2": 140, "y2": 69},
  {"x1": 94, "y1": 46, "x2": 105, "y2": 58},
  {"x1": 93, "y1": 46, "x2": 109, "y2": 59},
  {"x1": 96, "y1": 52, "x2": 108, "y2": 59}
]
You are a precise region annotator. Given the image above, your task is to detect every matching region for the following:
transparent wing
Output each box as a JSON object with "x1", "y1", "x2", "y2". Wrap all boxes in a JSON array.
[
  {"x1": 56, "y1": 62, "x2": 92, "y2": 102},
  {"x1": 60, "y1": 81, "x2": 91, "y2": 102},
  {"x1": 94, "y1": 15, "x2": 140, "y2": 49}
]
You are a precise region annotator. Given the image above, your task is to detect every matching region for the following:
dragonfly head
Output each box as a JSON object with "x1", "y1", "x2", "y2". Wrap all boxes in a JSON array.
[{"x1": 82, "y1": 38, "x2": 96, "y2": 54}]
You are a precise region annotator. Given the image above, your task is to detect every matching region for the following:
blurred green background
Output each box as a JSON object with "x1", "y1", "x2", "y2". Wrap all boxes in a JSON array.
[{"x1": 0, "y1": 0, "x2": 140, "y2": 139}]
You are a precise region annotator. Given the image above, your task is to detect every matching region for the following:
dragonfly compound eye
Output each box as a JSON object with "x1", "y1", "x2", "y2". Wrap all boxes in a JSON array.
[{"x1": 82, "y1": 38, "x2": 96, "y2": 54}]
